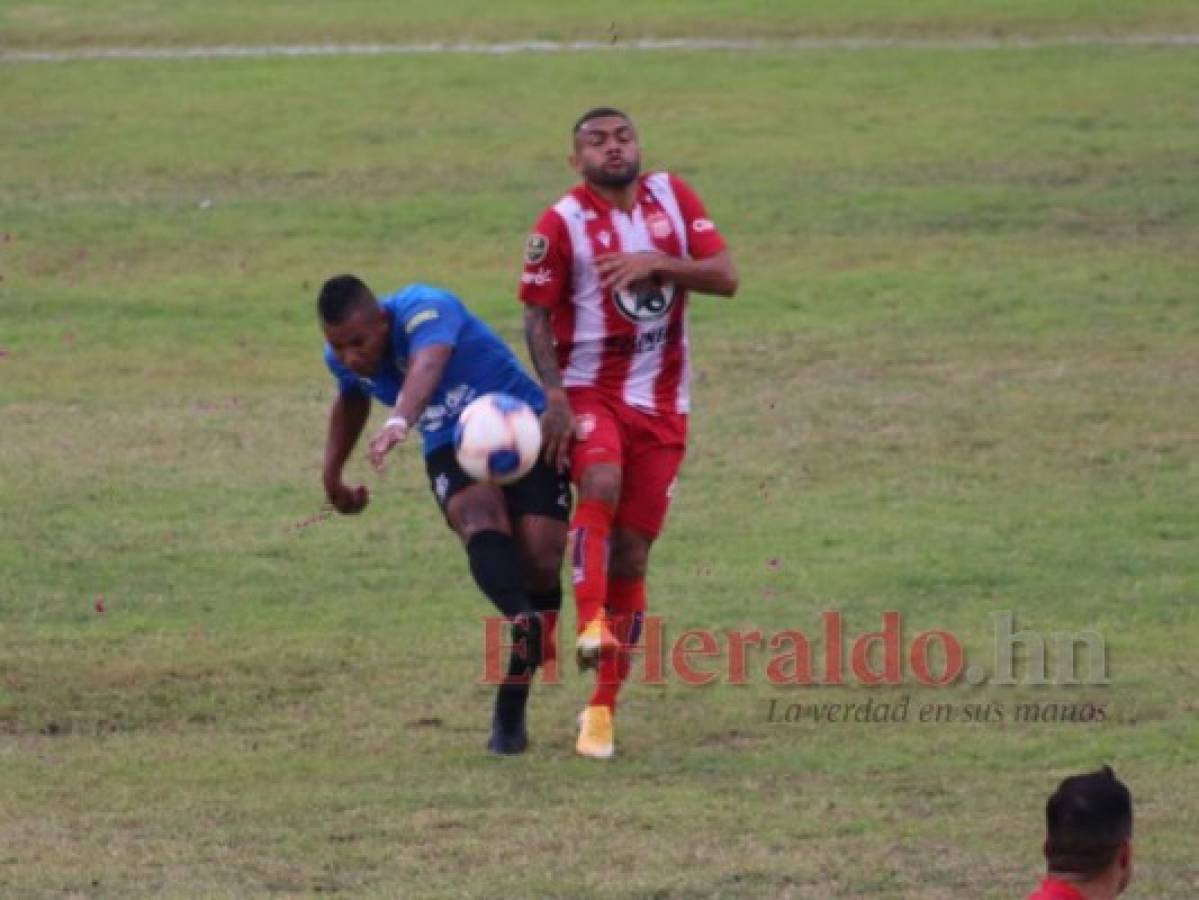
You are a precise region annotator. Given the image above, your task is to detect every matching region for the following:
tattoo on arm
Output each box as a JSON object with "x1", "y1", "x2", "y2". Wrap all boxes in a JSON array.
[{"x1": 523, "y1": 307, "x2": 562, "y2": 390}]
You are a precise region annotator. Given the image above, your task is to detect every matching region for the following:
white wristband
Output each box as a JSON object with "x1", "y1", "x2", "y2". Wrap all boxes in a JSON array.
[{"x1": 385, "y1": 414, "x2": 409, "y2": 432}]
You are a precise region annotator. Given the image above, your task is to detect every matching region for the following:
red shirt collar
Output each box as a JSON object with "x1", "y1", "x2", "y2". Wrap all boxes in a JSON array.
[{"x1": 1029, "y1": 876, "x2": 1087, "y2": 900}]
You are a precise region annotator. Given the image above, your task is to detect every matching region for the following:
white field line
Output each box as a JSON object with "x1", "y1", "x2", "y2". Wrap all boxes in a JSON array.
[{"x1": 2, "y1": 33, "x2": 1198, "y2": 64}]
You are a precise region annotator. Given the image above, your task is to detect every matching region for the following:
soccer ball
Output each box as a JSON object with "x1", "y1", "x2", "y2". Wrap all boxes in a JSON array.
[{"x1": 454, "y1": 393, "x2": 542, "y2": 485}]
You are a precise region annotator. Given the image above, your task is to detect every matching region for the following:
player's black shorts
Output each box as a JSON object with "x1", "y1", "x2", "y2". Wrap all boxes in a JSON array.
[{"x1": 424, "y1": 444, "x2": 572, "y2": 526}]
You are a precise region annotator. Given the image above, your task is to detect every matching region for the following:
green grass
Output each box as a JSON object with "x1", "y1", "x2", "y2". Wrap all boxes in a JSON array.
[
  {"x1": 2, "y1": 3, "x2": 1198, "y2": 898},
  {"x1": 3, "y1": 0, "x2": 1199, "y2": 48}
]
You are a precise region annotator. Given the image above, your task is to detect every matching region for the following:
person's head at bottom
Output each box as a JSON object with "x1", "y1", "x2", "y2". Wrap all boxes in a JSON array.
[{"x1": 1034, "y1": 766, "x2": 1133, "y2": 899}]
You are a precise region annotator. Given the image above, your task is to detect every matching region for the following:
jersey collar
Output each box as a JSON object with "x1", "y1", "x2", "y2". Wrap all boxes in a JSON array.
[
  {"x1": 1033, "y1": 876, "x2": 1087, "y2": 899},
  {"x1": 579, "y1": 175, "x2": 650, "y2": 215}
]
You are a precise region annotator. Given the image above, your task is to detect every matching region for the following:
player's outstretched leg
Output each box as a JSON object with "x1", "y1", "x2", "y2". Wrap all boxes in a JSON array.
[
  {"x1": 576, "y1": 523, "x2": 653, "y2": 759},
  {"x1": 443, "y1": 482, "x2": 540, "y2": 755},
  {"x1": 570, "y1": 486, "x2": 620, "y2": 670},
  {"x1": 467, "y1": 530, "x2": 544, "y2": 756},
  {"x1": 576, "y1": 577, "x2": 645, "y2": 759}
]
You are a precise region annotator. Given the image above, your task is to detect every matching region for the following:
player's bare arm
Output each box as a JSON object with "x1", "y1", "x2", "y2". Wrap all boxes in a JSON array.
[
  {"x1": 594, "y1": 249, "x2": 738, "y2": 297},
  {"x1": 523, "y1": 305, "x2": 574, "y2": 471},
  {"x1": 367, "y1": 343, "x2": 453, "y2": 471},
  {"x1": 324, "y1": 390, "x2": 371, "y2": 514}
]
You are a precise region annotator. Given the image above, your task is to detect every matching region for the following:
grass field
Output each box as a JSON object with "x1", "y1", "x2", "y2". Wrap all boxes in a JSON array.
[{"x1": 2, "y1": 2, "x2": 1198, "y2": 897}]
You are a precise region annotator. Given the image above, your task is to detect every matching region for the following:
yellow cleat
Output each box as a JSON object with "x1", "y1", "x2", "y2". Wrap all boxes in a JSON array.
[
  {"x1": 575, "y1": 705, "x2": 615, "y2": 759},
  {"x1": 575, "y1": 617, "x2": 618, "y2": 672}
]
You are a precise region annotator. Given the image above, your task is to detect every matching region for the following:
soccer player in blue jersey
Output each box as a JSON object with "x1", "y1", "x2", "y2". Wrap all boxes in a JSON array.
[{"x1": 316, "y1": 274, "x2": 570, "y2": 755}]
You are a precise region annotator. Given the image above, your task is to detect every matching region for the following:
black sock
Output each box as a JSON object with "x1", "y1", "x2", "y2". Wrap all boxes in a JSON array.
[
  {"x1": 495, "y1": 648, "x2": 532, "y2": 733},
  {"x1": 495, "y1": 612, "x2": 544, "y2": 733},
  {"x1": 468, "y1": 531, "x2": 540, "y2": 734},
  {"x1": 466, "y1": 530, "x2": 533, "y2": 620}
]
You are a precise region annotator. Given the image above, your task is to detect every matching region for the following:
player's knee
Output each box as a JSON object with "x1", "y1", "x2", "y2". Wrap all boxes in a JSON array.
[
  {"x1": 516, "y1": 519, "x2": 567, "y2": 591},
  {"x1": 450, "y1": 492, "x2": 510, "y2": 542},
  {"x1": 526, "y1": 539, "x2": 566, "y2": 590},
  {"x1": 610, "y1": 554, "x2": 649, "y2": 581},
  {"x1": 579, "y1": 465, "x2": 621, "y2": 508},
  {"x1": 459, "y1": 514, "x2": 509, "y2": 543},
  {"x1": 610, "y1": 530, "x2": 652, "y2": 581}
]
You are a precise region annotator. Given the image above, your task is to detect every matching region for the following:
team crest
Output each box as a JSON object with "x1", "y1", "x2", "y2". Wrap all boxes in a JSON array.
[
  {"x1": 613, "y1": 280, "x2": 677, "y2": 324},
  {"x1": 524, "y1": 233, "x2": 549, "y2": 264},
  {"x1": 647, "y1": 211, "x2": 673, "y2": 240}
]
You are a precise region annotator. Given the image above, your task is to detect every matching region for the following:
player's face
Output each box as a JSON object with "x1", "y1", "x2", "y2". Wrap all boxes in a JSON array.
[
  {"x1": 323, "y1": 305, "x2": 389, "y2": 376},
  {"x1": 572, "y1": 116, "x2": 641, "y2": 189}
]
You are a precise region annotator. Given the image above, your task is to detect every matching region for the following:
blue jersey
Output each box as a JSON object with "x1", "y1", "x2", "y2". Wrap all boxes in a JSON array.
[{"x1": 324, "y1": 284, "x2": 546, "y2": 456}]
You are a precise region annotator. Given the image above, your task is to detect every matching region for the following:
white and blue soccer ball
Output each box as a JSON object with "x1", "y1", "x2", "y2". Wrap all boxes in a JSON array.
[{"x1": 454, "y1": 393, "x2": 542, "y2": 485}]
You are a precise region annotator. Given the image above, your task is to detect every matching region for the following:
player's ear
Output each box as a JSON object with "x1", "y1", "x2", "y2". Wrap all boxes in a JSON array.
[{"x1": 569, "y1": 152, "x2": 582, "y2": 174}]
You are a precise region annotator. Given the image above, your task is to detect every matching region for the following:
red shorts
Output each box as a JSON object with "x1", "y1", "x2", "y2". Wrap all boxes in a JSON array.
[{"x1": 567, "y1": 388, "x2": 688, "y2": 539}]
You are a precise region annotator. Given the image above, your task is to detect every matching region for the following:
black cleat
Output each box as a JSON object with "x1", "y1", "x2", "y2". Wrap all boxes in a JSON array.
[{"x1": 487, "y1": 703, "x2": 528, "y2": 756}]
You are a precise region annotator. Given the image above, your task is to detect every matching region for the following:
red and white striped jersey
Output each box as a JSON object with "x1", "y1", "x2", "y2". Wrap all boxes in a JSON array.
[{"x1": 518, "y1": 171, "x2": 727, "y2": 415}]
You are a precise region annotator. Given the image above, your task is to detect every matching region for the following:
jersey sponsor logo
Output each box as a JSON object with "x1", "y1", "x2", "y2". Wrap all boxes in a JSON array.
[
  {"x1": 613, "y1": 280, "x2": 677, "y2": 324},
  {"x1": 597, "y1": 230, "x2": 612, "y2": 249},
  {"x1": 600, "y1": 321, "x2": 683, "y2": 356},
  {"x1": 691, "y1": 218, "x2": 716, "y2": 233},
  {"x1": 405, "y1": 309, "x2": 439, "y2": 332},
  {"x1": 520, "y1": 267, "x2": 554, "y2": 286},
  {"x1": 524, "y1": 233, "x2": 550, "y2": 264},
  {"x1": 632, "y1": 321, "x2": 680, "y2": 354},
  {"x1": 647, "y1": 210, "x2": 673, "y2": 240},
  {"x1": 419, "y1": 383, "x2": 477, "y2": 433}
]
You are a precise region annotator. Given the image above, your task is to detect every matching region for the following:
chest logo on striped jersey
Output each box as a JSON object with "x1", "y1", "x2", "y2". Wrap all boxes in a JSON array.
[
  {"x1": 646, "y1": 211, "x2": 673, "y2": 240},
  {"x1": 613, "y1": 280, "x2": 676, "y2": 324}
]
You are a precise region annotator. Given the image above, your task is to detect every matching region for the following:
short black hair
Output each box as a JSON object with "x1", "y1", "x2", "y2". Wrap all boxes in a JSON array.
[
  {"x1": 572, "y1": 106, "x2": 632, "y2": 135},
  {"x1": 1045, "y1": 766, "x2": 1133, "y2": 877},
  {"x1": 317, "y1": 274, "x2": 375, "y2": 325}
]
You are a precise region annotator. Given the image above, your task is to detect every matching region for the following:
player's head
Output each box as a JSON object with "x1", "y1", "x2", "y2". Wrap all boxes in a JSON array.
[
  {"x1": 317, "y1": 274, "x2": 389, "y2": 376},
  {"x1": 570, "y1": 107, "x2": 640, "y2": 189},
  {"x1": 1043, "y1": 766, "x2": 1134, "y2": 894}
]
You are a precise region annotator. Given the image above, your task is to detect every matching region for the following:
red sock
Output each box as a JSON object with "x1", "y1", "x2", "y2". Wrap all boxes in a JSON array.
[
  {"x1": 590, "y1": 577, "x2": 646, "y2": 710},
  {"x1": 569, "y1": 499, "x2": 614, "y2": 629},
  {"x1": 539, "y1": 610, "x2": 559, "y2": 666}
]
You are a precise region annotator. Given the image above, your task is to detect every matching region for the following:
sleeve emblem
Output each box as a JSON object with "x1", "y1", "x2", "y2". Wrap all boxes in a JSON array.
[
  {"x1": 524, "y1": 233, "x2": 550, "y2": 265},
  {"x1": 405, "y1": 309, "x2": 440, "y2": 333}
]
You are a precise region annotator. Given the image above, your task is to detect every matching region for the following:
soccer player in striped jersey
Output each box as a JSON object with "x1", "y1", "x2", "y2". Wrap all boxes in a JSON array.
[{"x1": 518, "y1": 108, "x2": 738, "y2": 758}]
